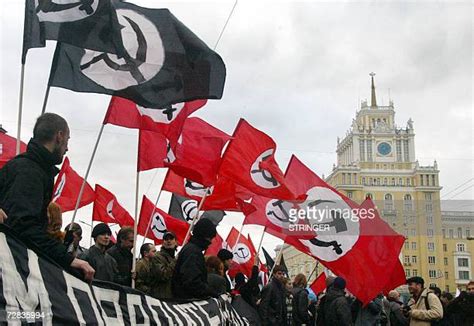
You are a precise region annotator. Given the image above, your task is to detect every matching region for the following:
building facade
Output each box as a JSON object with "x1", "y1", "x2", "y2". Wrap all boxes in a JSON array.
[{"x1": 279, "y1": 74, "x2": 473, "y2": 293}]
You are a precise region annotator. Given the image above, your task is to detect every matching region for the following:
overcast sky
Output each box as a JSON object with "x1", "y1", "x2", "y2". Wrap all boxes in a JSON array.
[{"x1": 1, "y1": 0, "x2": 472, "y2": 256}]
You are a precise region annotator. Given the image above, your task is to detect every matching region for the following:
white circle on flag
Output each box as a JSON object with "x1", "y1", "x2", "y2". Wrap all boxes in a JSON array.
[
  {"x1": 151, "y1": 212, "x2": 167, "y2": 240},
  {"x1": 265, "y1": 199, "x2": 295, "y2": 229},
  {"x1": 233, "y1": 243, "x2": 251, "y2": 264},
  {"x1": 299, "y1": 186, "x2": 360, "y2": 262},
  {"x1": 106, "y1": 200, "x2": 115, "y2": 219},
  {"x1": 80, "y1": 8, "x2": 165, "y2": 90},
  {"x1": 137, "y1": 103, "x2": 185, "y2": 124},
  {"x1": 181, "y1": 199, "x2": 198, "y2": 223},
  {"x1": 250, "y1": 149, "x2": 280, "y2": 189},
  {"x1": 183, "y1": 179, "x2": 214, "y2": 198},
  {"x1": 35, "y1": 0, "x2": 99, "y2": 23},
  {"x1": 52, "y1": 174, "x2": 66, "y2": 202}
]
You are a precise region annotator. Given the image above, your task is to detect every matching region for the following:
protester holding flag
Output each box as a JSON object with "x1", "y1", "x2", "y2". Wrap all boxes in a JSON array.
[
  {"x1": 79, "y1": 223, "x2": 118, "y2": 283},
  {"x1": 135, "y1": 243, "x2": 157, "y2": 296},
  {"x1": 107, "y1": 226, "x2": 134, "y2": 287},
  {"x1": 0, "y1": 113, "x2": 94, "y2": 280},
  {"x1": 148, "y1": 232, "x2": 178, "y2": 299},
  {"x1": 172, "y1": 218, "x2": 219, "y2": 299},
  {"x1": 291, "y1": 274, "x2": 311, "y2": 326},
  {"x1": 259, "y1": 265, "x2": 288, "y2": 326}
]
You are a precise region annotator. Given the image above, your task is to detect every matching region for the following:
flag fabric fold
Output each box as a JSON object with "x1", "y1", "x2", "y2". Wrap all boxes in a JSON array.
[
  {"x1": 168, "y1": 194, "x2": 225, "y2": 225},
  {"x1": 92, "y1": 184, "x2": 134, "y2": 227},
  {"x1": 0, "y1": 132, "x2": 27, "y2": 168}
]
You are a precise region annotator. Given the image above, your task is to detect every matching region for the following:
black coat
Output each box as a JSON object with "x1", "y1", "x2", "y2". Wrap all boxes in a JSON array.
[
  {"x1": 79, "y1": 246, "x2": 118, "y2": 283},
  {"x1": 107, "y1": 244, "x2": 133, "y2": 287},
  {"x1": 258, "y1": 277, "x2": 287, "y2": 326},
  {"x1": 235, "y1": 265, "x2": 260, "y2": 309},
  {"x1": 0, "y1": 139, "x2": 73, "y2": 268},
  {"x1": 322, "y1": 287, "x2": 352, "y2": 326},
  {"x1": 172, "y1": 236, "x2": 217, "y2": 299},
  {"x1": 291, "y1": 286, "x2": 310, "y2": 325}
]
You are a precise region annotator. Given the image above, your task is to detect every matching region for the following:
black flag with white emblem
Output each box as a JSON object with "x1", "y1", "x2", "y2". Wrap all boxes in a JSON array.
[
  {"x1": 169, "y1": 194, "x2": 225, "y2": 226},
  {"x1": 47, "y1": 2, "x2": 226, "y2": 108},
  {"x1": 22, "y1": 0, "x2": 122, "y2": 63}
]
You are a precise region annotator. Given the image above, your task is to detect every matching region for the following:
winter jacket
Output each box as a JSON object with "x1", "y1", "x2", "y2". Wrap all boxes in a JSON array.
[
  {"x1": 258, "y1": 277, "x2": 287, "y2": 326},
  {"x1": 208, "y1": 273, "x2": 227, "y2": 295},
  {"x1": 355, "y1": 297, "x2": 383, "y2": 326},
  {"x1": 442, "y1": 291, "x2": 474, "y2": 326},
  {"x1": 235, "y1": 265, "x2": 260, "y2": 308},
  {"x1": 407, "y1": 289, "x2": 443, "y2": 326},
  {"x1": 172, "y1": 236, "x2": 217, "y2": 299},
  {"x1": 0, "y1": 139, "x2": 74, "y2": 268},
  {"x1": 291, "y1": 286, "x2": 310, "y2": 325},
  {"x1": 107, "y1": 244, "x2": 133, "y2": 287},
  {"x1": 79, "y1": 246, "x2": 118, "y2": 283},
  {"x1": 323, "y1": 287, "x2": 353, "y2": 326},
  {"x1": 135, "y1": 258, "x2": 153, "y2": 296},
  {"x1": 387, "y1": 299, "x2": 409, "y2": 326}
]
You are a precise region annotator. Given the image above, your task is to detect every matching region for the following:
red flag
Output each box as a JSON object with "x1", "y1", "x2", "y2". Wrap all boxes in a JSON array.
[
  {"x1": 226, "y1": 227, "x2": 256, "y2": 278},
  {"x1": 281, "y1": 155, "x2": 405, "y2": 304},
  {"x1": 92, "y1": 185, "x2": 134, "y2": 227},
  {"x1": 138, "y1": 195, "x2": 189, "y2": 245},
  {"x1": 0, "y1": 132, "x2": 27, "y2": 168},
  {"x1": 218, "y1": 119, "x2": 303, "y2": 200},
  {"x1": 166, "y1": 117, "x2": 231, "y2": 186},
  {"x1": 104, "y1": 97, "x2": 206, "y2": 140},
  {"x1": 205, "y1": 233, "x2": 226, "y2": 256},
  {"x1": 382, "y1": 260, "x2": 406, "y2": 295},
  {"x1": 137, "y1": 130, "x2": 170, "y2": 172},
  {"x1": 52, "y1": 157, "x2": 95, "y2": 212},
  {"x1": 162, "y1": 169, "x2": 239, "y2": 211},
  {"x1": 310, "y1": 272, "x2": 327, "y2": 295}
]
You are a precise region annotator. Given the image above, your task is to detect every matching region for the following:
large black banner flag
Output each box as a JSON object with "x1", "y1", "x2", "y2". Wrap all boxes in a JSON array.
[
  {"x1": 22, "y1": 0, "x2": 121, "y2": 63},
  {"x1": 169, "y1": 193, "x2": 225, "y2": 226},
  {"x1": 0, "y1": 225, "x2": 248, "y2": 325},
  {"x1": 47, "y1": 1, "x2": 226, "y2": 108}
]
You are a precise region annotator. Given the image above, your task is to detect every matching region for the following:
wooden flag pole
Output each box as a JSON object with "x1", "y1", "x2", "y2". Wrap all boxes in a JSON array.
[
  {"x1": 307, "y1": 261, "x2": 319, "y2": 283},
  {"x1": 70, "y1": 124, "x2": 105, "y2": 226},
  {"x1": 16, "y1": 64, "x2": 26, "y2": 155},
  {"x1": 256, "y1": 226, "x2": 267, "y2": 259},
  {"x1": 41, "y1": 85, "x2": 51, "y2": 115},
  {"x1": 181, "y1": 188, "x2": 210, "y2": 246},
  {"x1": 140, "y1": 189, "x2": 163, "y2": 248}
]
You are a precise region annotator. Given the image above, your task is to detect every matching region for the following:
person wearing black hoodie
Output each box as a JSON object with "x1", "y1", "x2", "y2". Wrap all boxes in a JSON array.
[
  {"x1": 0, "y1": 113, "x2": 94, "y2": 281},
  {"x1": 259, "y1": 265, "x2": 288, "y2": 326},
  {"x1": 172, "y1": 218, "x2": 219, "y2": 299},
  {"x1": 323, "y1": 277, "x2": 353, "y2": 326}
]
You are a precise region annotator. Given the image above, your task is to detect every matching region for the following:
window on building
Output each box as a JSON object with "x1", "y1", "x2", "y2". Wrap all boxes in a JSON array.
[
  {"x1": 342, "y1": 173, "x2": 346, "y2": 184},
  {"x1": 404, "y1": 241, "x2": 410, "y2": 250},
  {"x1": 456, "y1": 243, "x2": 465, "y2": 252},
  {"x1": 407, "y1": 178, "x2": 411, "y2": 186},
  {"x1": 444, "y1": 257, "x2": 448, "y2": 265},
  {"x1": 458, "y1": 258, "x2": 469, "y2": 267},
  {"x1": 425, "y1": 203, "x2": 433, "y2": 212},
  {"x1": 428, "y1": 256, "x2": 436, "y2": 264},
  {"x1": 442, "y1": 229, "x2": 446, "y2": 238},
  {"x1": 413, "y1": 269, "x2": 418, "y2": 276},
  {"x1": 404, "y1": 256, "x2": 410, "y2": 264},
  {"x1": 396, "y1": 140, "x2": 402, "y2": 162},
  {"x1": 347, "y1": 191, "x2": 353, "y2": 199},
  {"x1": 458, "y1": 228, "x2": 463, "y2": 239},
  {"x1": 412, "y1": 242, "x2": 417, "y2": 250},
  {"x1": 445, "y1": 272, "x2": 449, "y2": 279},
  {"x1": 425, "y1": 193, "x2": 432, "y2": 201},
  {"x1": 404, "y1": 194, "x2": 413, "y2": 211},
  {"x1": 384, "y1": 194, "x2": 393, "y2": 211},
  {"x1": 427, "y1": 215, "x2": 433, "y2": 225},
  {"x1": 431, "y1": 175, "x2": 436, "y2": 186},
  {"x1": 427, "y1": 229, "x2": 434, "y2": 237},
  {"x1": 459, "y1": 271, "x2": 470, "y2": 280},
  {"x1": 429, "y1": 270, "x2": 437, "y2": 278},
  {"x1": 467, "y1": 229, "x2": 471, "y2": 238},
  {"x1": 405, "y1": 269, "x2": 411, "y2": 277},
  {"x1": 384, "y1": 178, "x2": 388, "y2": 185},
  {"x1": 376, "y1": 178, "x2": 380, "y2": 186},
  {"x1": 362, "y1": 177, "x2": 366, "y2": 185},
  {"x1": 403, "y1": 140, "x2": 409, "y2": 161},
  {"x1": 411, "y1": 256, "x2": 417, "y2": 264},
  {"x1": 399, "y1": 178, "x2": 403, "y2": 186},
  {"x1": 404, "y1": 229, "x2": 409, "y2": 237},
  {"x1": 359, "y1": 140, "x2": 365, "y2": 161},
  {"x1": 367, "y1": 140, "x2": 373, "y2": 161},
  {"x1": 443, "y1": 244, "x2": 447, "y2": 252},
  {"x1": 428, "y1": 242, "x2": 435, "y2": 251},
  {"x1": 411, "y1": 229, "x2": 416, "y2": 236},
  {"x1": 391, "y1": 178, "x2": 395, "y2": 186},
  {"x1": 449, "y1": 229, "x2": 454, "y2": 238}
]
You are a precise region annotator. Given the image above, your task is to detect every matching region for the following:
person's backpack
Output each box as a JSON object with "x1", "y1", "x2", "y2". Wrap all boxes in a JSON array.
[{"x1": 424, "y1": 293, "x2": 443, "y2": 326}]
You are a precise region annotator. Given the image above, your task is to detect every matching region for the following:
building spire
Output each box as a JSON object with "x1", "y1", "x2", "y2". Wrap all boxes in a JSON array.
[{"x1": 369, "y1": 72, "x2": 377, "y2": 107}]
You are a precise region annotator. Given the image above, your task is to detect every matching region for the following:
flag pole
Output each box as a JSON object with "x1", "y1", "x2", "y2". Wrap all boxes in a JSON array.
[
  {"x1": 181, "y1": 188, "x2": 210, "y2": 246},
  {"x1": 41, "y1": 85, "x2": 51, "y2": 115},
  {"x1": 256, "y1": 226, "x2": 266, "y2": 259},
  {"x1": 16, "y1": 64, "x2": 26, "y2": 155},
  {"x1": 233, "y1": 222, "x2": 245, "y2": 251},
  {"x1": 140, "y1": 189, "x2": 163, "y2": 248},
  {"x1": 269, "y1": 243, "x2": 285, "y2": 277},
  {"x1": 307, "y1": 261, "x2": 319, "y2": 283},
  {"x1": 131, "y1": 167, "x2": 141, "y2": 288},
  {"x1": 70, "y1": 124, "x2": 105, "y2": 225}
]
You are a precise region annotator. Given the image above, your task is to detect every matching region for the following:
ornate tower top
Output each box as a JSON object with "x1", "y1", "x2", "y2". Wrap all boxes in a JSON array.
[{"x1": 370, "y1": 72, "x2": 377, "y2": 107}]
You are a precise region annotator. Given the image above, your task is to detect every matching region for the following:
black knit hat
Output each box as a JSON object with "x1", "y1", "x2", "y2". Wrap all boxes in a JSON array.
[
  {"x1": 333, "y1": 277, "x2": 346, "y2": 290},
  {"x1": 91, "y1": 223, "x2": 112, "y2": 239},
  {"x1": 192, "y1": 218, "x2": 217, "y2": 239},
  {"x1": 218, "y1": 248, "x2": 234, "y2": 261},
  {"x1": 406, "y1": 276, "x2": 424, "y2": 286}
]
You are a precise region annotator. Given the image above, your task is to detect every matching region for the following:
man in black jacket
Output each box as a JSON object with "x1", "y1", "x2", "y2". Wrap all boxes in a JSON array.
[
  {"x1": 107, "y1": 226, "x2": 134, "y2": 287},
  {"x1": 323, "y1": 277, "x2": 352, "y2": 326},
  {"x1": 259, "y1": 265, "x2": 287, "y2": 326},
  {"x1": 172, "y1": 218, "x2": 219, "y2": 299},
  {"x1": 0, "y1": 113, "x2": 94, "y2": 280}
]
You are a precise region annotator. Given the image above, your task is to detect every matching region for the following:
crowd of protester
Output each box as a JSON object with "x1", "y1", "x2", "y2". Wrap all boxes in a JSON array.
[{"x1": 0, "y1": 113, "x2": 473, "y2": 325}]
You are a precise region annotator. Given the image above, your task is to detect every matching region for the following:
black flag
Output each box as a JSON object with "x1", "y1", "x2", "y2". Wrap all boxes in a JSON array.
[
  {"x1": 22, "y1": 0, "x2": 122, "y2": 63},
  {"x1": 279, "y1": 254, "x2": 289, "y2": 277},
  {"x1": 47, "y1": 2, "x2": 226, "y2": 108},
  {"x1": 168, "y1": 194, "x2": 225, "y2": 226},
  {"x1": 262, "y1": 247, "x2": 274, "y2": 271}
]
